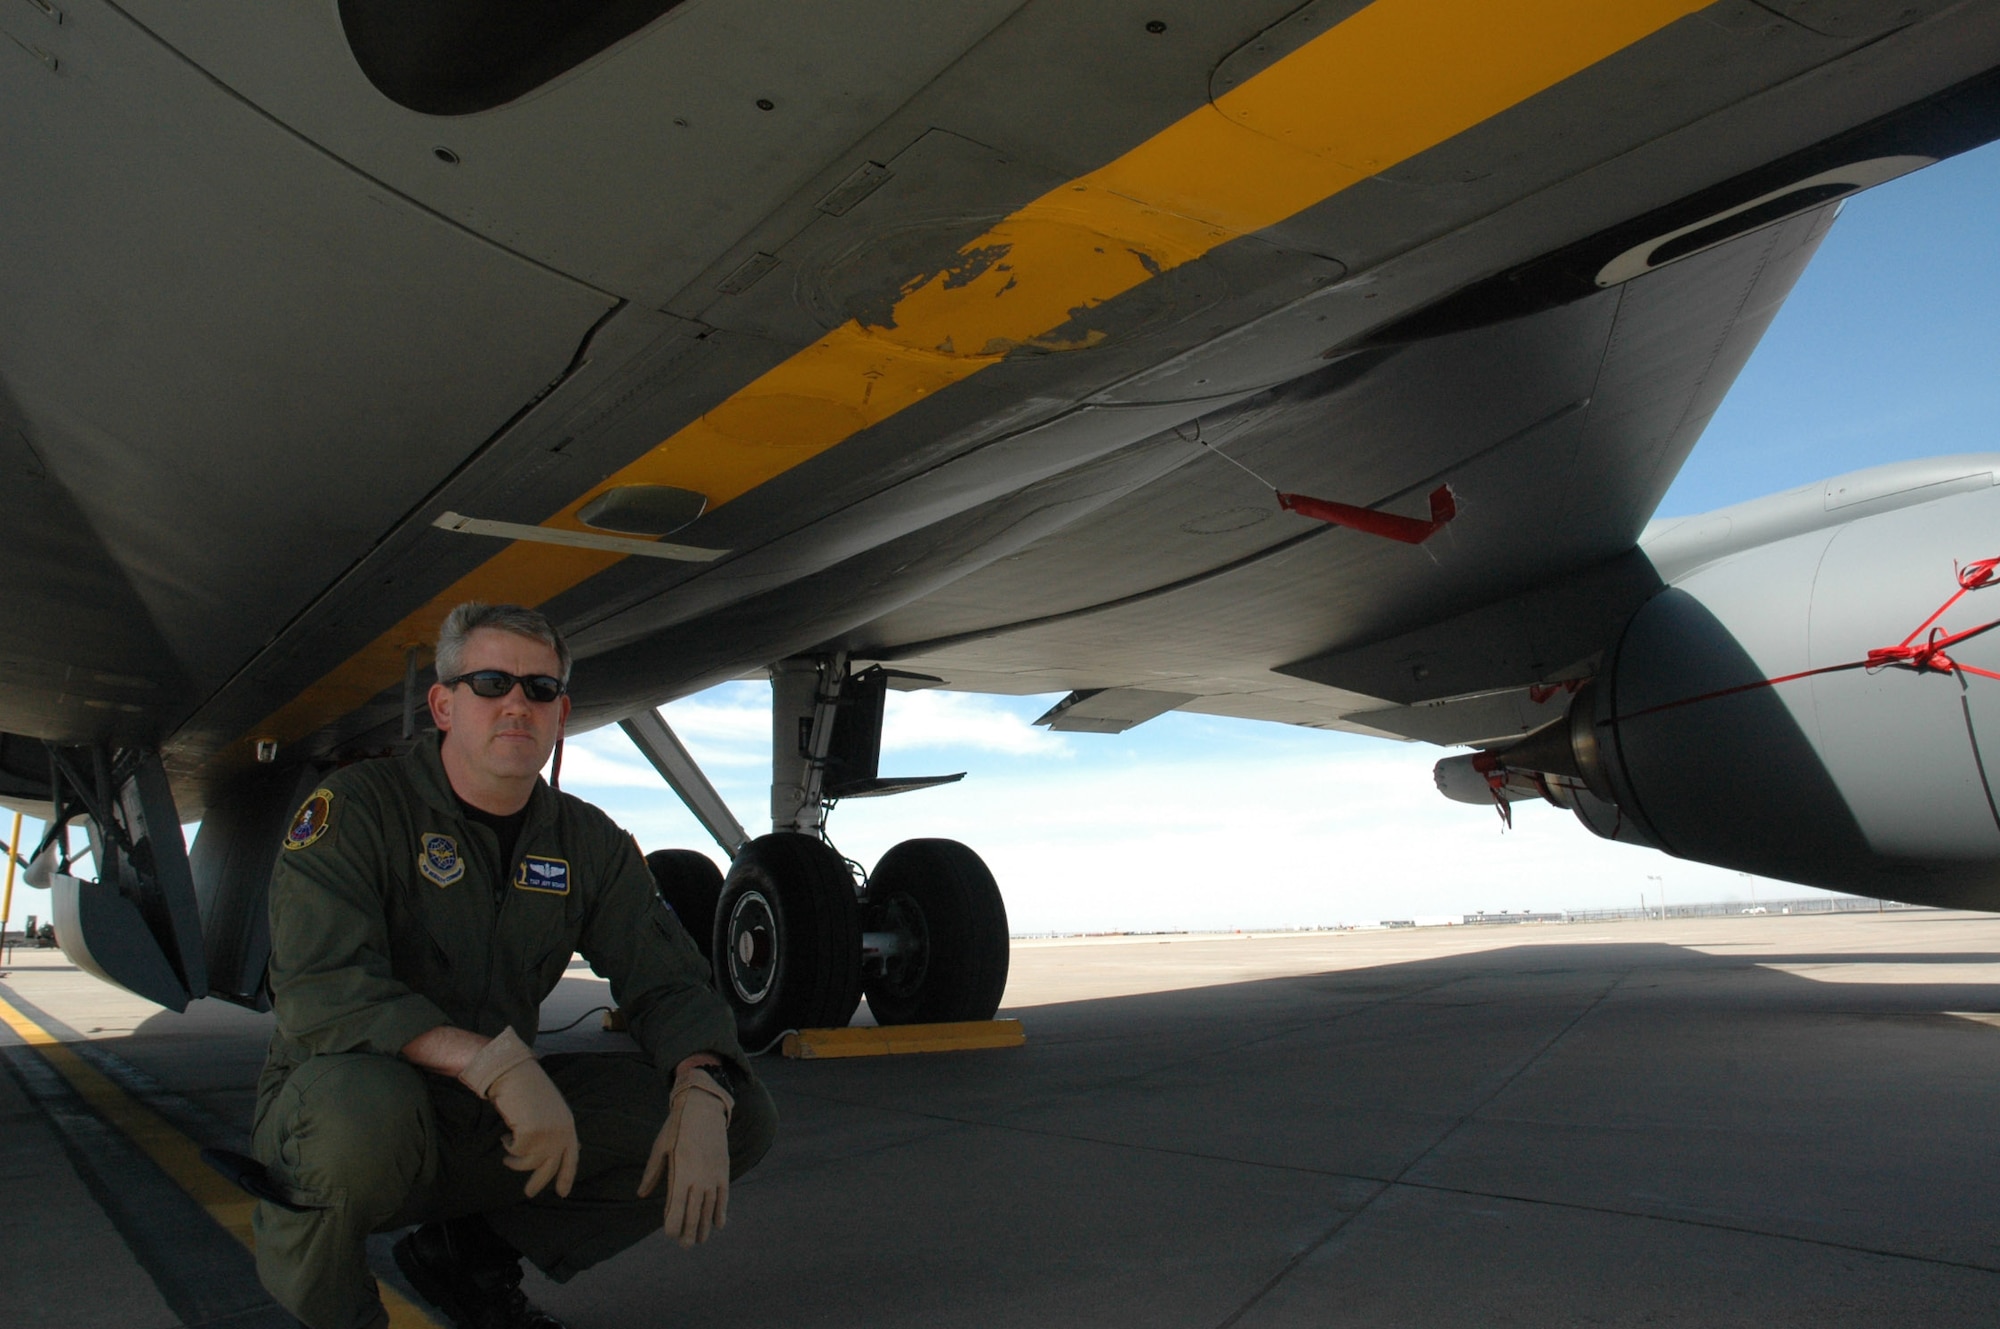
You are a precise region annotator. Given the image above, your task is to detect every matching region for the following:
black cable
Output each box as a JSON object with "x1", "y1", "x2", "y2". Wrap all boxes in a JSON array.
[
  {"x1": 746, "y1": 1027, "x2": 799, "y2": 1057},
  {"x1": 538, "y1": 1005, "x2": 612, "y2": 1035},
  {"x1": 816, "y1": 820, "x2": 869, "y2": 894}
]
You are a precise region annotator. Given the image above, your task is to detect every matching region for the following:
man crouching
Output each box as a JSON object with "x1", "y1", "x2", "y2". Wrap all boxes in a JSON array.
[{"x1": 252, "y1": 602, "x2": 774, "y2": 1329}]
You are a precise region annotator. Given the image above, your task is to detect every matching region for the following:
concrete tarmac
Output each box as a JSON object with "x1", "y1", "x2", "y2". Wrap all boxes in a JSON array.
[{"x1": 6, "y1": 910, "x2": 2000, "y2": 1326}]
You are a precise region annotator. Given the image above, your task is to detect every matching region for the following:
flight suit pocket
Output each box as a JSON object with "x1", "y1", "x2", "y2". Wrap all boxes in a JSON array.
[
  {"x1": 387, "y1": 890, "x2": 458, "y2": 989},
  {"x1": 255, "y1": 1052, "x2": 434, "y2": 1206},
  {"x1": 529, "y1": 944, "x2": 575, "y2": 998}
]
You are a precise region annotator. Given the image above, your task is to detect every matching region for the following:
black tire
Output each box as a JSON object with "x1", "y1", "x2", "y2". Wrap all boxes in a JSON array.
[
  {"x1": 862, "y1": 839, "x2": 1010, "y2": 1026},
  {"x1": 646, "y1": 849, "x2": 724, "y2": 963},
  {"x1": 712, "y1": 834, "x2": 863, "y2": 1048}
]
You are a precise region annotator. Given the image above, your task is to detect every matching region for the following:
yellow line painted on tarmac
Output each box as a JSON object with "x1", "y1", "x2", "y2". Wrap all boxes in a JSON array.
[
  {"x1": 0, "y1": 992, "x2": 442, "y2": 1329},
  {"x1": 242, "y1": 0, "x2": 1710, "y2": 761},
  {"x1": 782, "y1": 1018, "x2": 1026, "y2": 1059}
]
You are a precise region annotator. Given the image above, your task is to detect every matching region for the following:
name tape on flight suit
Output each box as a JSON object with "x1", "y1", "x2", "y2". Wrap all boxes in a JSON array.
[{"x1": 514, "y1": 855, "x2": 570, "y2": 895}]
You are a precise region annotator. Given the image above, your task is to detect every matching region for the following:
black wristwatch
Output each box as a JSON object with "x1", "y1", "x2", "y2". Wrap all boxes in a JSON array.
[{"x1": 692, "y1": 1060, "x2": 737, "y2": 1097}]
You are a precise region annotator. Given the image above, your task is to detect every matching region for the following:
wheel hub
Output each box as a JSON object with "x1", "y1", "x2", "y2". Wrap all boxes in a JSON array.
[
  {"x1": 870, "y1": 893, "x2": 930, "y2": 999},
  {"x1": 724, "y1": 889, "x2": 778, "y2": 1004}
]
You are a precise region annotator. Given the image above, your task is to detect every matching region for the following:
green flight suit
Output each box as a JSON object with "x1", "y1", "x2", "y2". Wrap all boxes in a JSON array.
[{"x1": 251, "y1": 734, "x2": 774, "y2": 1329}]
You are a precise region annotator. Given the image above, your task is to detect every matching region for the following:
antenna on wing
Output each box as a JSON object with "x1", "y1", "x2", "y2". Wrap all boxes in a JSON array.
[{"x1": 1191, "y1": 426, "x2": 1281, "y2": 491}]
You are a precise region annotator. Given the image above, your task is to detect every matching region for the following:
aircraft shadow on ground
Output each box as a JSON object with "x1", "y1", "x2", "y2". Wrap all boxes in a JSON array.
[{"x1": 80, "y1": 935, "x2": 2000, "y2": 1327}]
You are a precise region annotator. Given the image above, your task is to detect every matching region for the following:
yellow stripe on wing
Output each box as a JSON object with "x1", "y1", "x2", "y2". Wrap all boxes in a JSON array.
[{"x1": 242, "y1": 0, "x2": 1709, "y2": 761}]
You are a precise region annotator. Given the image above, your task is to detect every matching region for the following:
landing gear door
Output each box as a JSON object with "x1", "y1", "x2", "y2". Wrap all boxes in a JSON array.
[
  {"x1": 189, "y1": 764, "x2": 321, "y2": 1011},
  {"x1": 55, "y1": 750, "x2": 208, "y2": 1012}
]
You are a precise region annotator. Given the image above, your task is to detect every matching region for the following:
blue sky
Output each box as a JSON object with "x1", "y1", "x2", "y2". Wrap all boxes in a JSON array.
[
  {"x1": 1660, "y1": 139, "x2": 2000, "y2": 514},
  {"x1": 561, "y1": 138, "x2": 2000, "y2": 933},
  {"x1": 7, "y1": 141, "x2": 1995, "y2": 938}
]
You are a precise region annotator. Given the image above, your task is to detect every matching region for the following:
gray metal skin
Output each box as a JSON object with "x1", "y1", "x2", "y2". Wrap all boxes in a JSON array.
[
  {"x1": 9, "y1": 5, "x2": 2000, "y2": 783},
  {"x1": 1444, "y1": 458, "x2": 2000, "y2": 908},
  {"x1": 11, "y1": 5, "x2": 2000, "y2": 1000}
]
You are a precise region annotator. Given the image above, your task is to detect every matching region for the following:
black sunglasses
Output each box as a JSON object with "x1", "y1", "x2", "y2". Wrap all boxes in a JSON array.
[{"x1": 442, "y1": 670, "x2": 567, "y2": 704}]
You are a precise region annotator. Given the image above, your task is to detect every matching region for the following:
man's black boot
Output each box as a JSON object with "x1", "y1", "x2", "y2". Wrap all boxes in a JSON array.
[{"x1": 392, "y1": 1217, "x2": 567, "y2": 1329}]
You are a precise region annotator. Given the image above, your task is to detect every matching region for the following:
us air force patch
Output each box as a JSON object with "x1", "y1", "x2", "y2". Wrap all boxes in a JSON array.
[
  {"x1": 282, "y1": 789, "x2": 335, "y2": 852},
  {"x1": 419, "y1": 833, "x2": 464, "y2": 887},
  {"x1": 514, "y1": 855, "x2": 571, "y2": 895}
]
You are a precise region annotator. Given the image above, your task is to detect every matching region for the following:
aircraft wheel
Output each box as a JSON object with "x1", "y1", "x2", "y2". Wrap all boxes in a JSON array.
[
  {"x1": 862, "y1": 839, "x2": 1010, "y2": 1025},
  {"x1": 713, "y1": 834, "x2": 863, "y2": 1047},
  {"x1": 645, "y1": 849, "x2": 723, "y2": 962}
]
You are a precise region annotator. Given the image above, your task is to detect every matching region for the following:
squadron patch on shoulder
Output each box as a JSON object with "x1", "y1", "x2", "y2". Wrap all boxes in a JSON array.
[
  {"x1": 418, "y1": 833, "x2": 464, "y2": 887},
  {"x1": 514, "y1": 855, "x2": 571, "y2": 895},
  {"x1": 281, "y1": 789, "x2": 335, "y2": 852}
]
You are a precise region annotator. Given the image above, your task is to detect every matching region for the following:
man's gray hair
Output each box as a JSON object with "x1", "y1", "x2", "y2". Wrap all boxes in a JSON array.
[{"x1": 435, "y1": 602, "x2": 572, "y2": 684}]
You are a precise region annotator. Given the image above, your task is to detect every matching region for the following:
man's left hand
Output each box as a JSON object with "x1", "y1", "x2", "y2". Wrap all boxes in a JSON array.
[{"x1": 638, "y1": 1065, "x2": 734, "y2": 1246}]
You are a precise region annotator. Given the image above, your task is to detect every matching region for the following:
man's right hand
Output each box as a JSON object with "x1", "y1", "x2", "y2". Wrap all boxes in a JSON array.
[{"x1": 457, "y1": 1026, "x2": 579, "y2": 1198}]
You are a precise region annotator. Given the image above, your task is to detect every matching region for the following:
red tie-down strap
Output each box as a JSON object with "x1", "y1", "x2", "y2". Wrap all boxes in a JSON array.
[
  {"x1": 1625, "y1": 555, "x2": 2000, "y2": 722},
  {"x1": 1863, "y1": 556, "x2": 2000, "y2": 679},
  {"x1": 1278, "y1": 485, "x2": 1457, "y2": 545},
  {"x1": 1463, "y1": 560, "x2": 2000, "y2": 832}
]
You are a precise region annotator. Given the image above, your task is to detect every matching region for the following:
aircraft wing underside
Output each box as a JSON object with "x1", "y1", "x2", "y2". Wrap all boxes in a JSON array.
[
  {"x1": 831, "y1": 203, "x2": 1833, "y2": 742},
  {"x1": 5, "y1": 1, "x2": 2000, "y2": 816}
]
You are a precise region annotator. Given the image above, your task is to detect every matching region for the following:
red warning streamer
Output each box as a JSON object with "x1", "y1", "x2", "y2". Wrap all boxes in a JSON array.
[
  {"x1": 1626, "y1": 555, "x2": 2000, "y2": 722},
  {"x1": 1470, "y1": 749, "x2": 1515, "y2": 829},
  {"x1": 1528, "y1": 678, "x2": 1584, "y2": 706},
  {"x1": 1278, "y1": 485, "x2": 1457, "y2": 545}
]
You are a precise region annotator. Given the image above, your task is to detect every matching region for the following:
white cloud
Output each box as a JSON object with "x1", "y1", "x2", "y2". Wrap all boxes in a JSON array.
[
  {"x1": 620, "y1": 680, "x2": 1068, "y2": 766},
  {"x1": 881, "y1": 689, "x2": 1070, "y2": 758},
  {"x1": 549, "y1": 732, "x2": 669, "y2": 788},
  {"x1": 562, "y1": 699, "x2": 1821, "y2": 937},
  {"x1": 658, "y1": 687, "x2": 767, "y2": 765},
  {"x1": 816, "y1": 742, "x2": 1806, "y2": 933}
]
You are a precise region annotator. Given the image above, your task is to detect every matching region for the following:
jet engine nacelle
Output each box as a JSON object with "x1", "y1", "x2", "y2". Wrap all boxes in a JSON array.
[{"x1": 1510, "y1": 481, "x2": 2000, "y2": 908}]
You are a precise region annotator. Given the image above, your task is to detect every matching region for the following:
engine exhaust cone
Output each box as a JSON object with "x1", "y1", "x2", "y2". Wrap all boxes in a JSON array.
[{"x1": 1495, "y1": 681, "x2": 1613, "y2": 801}]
